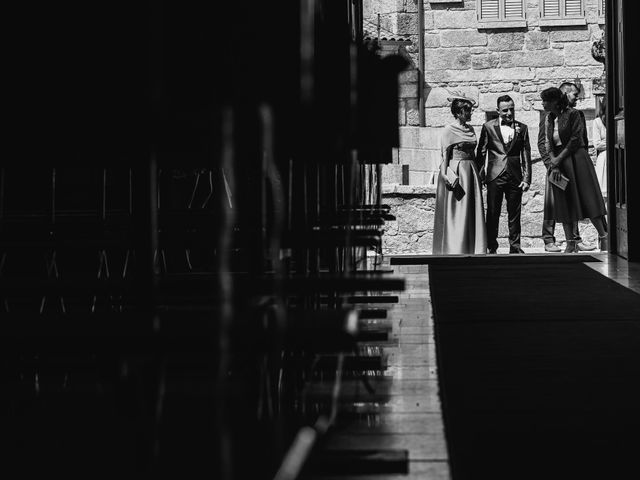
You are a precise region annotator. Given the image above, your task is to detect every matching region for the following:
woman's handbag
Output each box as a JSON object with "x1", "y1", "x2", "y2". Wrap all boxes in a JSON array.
[
  {"x1": 446, "y1": 166, "x2": 459, "y2": 190},
  {"x1": 446, "y1": 166, "x2": 465, "y2": 200},
  {"x1": 549, "y1": 170, "x2": 569, "y2": 191}
]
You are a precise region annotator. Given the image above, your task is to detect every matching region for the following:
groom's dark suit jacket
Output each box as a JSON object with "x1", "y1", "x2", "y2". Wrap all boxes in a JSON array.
[{"x1": 475, "y1": 118, "x2": 532, "y2": 184}]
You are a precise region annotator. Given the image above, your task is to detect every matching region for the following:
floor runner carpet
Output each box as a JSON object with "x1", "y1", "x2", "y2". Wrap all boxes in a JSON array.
[{"x1": 429, "y1": 262, "x2": 640, "y2": 479}]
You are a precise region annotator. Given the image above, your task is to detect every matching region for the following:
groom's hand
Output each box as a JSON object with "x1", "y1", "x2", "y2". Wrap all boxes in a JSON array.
[{"x1": 519, "y1": 181, "x2": 530, "y2": 192}]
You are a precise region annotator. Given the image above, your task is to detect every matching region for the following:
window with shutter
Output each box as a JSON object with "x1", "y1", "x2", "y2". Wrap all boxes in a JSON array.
[
  {"x1": 599, "y1": 0, "x2": 606, "y2": 23},
  {"x1": 564, "y1": 0, "x2": 582, "y2": 16},
  {"x1": 543, "y1": 0, "x2": 560, "y2": 17},
  {"x1": 504, "y1": 0, "x2": 523, "y2": 18},
  {"x1": 477, "y1": 0, "x2": 526, "y2": 28},
  {"x1": 481, "y1": 0, "x2": 500, "y2": 19},
  {"x1": 539, "y1": 0, "x2": 585, "y2": 26}
]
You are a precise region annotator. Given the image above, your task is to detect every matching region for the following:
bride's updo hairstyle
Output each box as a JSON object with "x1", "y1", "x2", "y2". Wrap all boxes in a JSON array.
[{"x1": 451, "y1": 98, "x2": 474, "y2": 118}]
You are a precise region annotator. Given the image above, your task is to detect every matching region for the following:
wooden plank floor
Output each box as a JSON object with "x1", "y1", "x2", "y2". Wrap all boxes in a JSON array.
[
  {"x1": 305, "y1": 262, "x2": 451, "y2": 480},
  {"x1": 584, "y1": 252, "x2": 640, "y2": 294},
  {"x1": 303, "y1": 252, "x2": 640, "y2": 480}
]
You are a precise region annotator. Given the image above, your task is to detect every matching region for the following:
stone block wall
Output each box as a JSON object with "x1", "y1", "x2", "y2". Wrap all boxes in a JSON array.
[
  {"x1": 363, "y1": 0, "x2": 606, "y2": 254},
  {"x1": 398, "y1": 69, "x2": 421, "y2": 129},
  {"x1": 365, "y1": 0, "x2": 606, "y2": 186},
  {"x1": 382, "y1": 162, "x2": 600, "y2": 254}
]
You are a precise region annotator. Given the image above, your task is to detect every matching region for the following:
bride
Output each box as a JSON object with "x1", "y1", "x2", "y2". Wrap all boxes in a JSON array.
[{"x1": 432, "y1": 92, "x2": 487, "y2": 255}]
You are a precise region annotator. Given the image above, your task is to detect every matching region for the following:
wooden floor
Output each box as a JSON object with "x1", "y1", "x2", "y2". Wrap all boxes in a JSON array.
[
  {"x1": 304, "y1": 260, "x2": 446, "y2": 480},
  {"x1": 585, "y1": 252, "x2": 640, "y2": 294},
  {"x1": 306, "y1": 252, "x2": 640, "y2": 480}
]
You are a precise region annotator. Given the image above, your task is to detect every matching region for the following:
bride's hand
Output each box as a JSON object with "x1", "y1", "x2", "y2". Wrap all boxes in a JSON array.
[{"x1": 441, "y1": 170, "x2": 452, "y2": 189}]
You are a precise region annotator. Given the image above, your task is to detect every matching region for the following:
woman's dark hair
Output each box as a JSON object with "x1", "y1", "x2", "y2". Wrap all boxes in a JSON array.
[
  {"x1": 540, "y1": 87, "x2": 568, "y2": 109},
  {"x1": 451, "y1": 98, "x2": 473, "y2": 117}
]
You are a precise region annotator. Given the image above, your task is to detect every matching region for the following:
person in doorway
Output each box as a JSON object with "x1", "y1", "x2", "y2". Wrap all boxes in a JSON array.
[
  {"x1": 432, "y1": 92, "x2": 487, "y2": 255},
  {"x1": 475, "y1": 95, "x2": 532, "y2": 254},
  {"x1": 593, "y1": 97, "x2": 607, "y2": 200},
  {"x1": 540, "y1": 87, "x2": 608, "y2": 252},
  {"x1": 539, "y1": 81, "x2": 596, "y2": 252}
]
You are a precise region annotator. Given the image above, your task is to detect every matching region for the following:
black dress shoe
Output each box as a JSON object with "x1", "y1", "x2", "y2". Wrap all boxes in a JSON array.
[
  {"x1": 488, "y1": 249, "x2": 497, "y2": 254},
  {"x1": 509, "y1": 247, "x2": 525, "y2": 254}
]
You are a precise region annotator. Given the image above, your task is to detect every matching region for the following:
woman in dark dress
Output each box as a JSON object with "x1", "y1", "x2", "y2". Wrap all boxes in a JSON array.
[{"x1": 540, "y1": 87, "x2": 608, "y2": 251}]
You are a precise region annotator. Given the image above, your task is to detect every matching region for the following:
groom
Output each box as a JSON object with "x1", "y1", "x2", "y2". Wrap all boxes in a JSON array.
[{"x1": 476, "y1": 95, "x2": 532, "y2": 254}]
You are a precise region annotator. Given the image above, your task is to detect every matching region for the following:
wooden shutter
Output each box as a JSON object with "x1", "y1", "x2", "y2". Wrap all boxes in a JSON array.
[
  {"x1": 504, "y1": 0, "x2": 524, "y2": 18},
  {"x1": 543, "y1": 0, "x2": 561, "y2": 17},
  {"x1": 600, "y1": 0, "x2": 605, "y2": 16},
  {"x1": 480, "y1": 0, "x2": 500, "y2": 20},
  {"x1": 564, "y1": 0, "x2": 583, "y2": 17}
]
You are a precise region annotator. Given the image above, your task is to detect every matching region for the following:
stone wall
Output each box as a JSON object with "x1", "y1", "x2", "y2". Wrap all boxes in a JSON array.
[
  {"x1": 365, "y1": 0, "x2": 606, "y2": 184},
  {"x1": 364, "y1": 0, "x2": 606, "y2": 254},
  {"x1": 382, "y1": 162, "x2": 600, "y2": 254}
]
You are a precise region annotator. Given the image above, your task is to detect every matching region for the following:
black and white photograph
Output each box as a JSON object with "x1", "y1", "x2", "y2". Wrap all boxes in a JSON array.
[{"x1": 2, "y1": 1, "x2": 640, "y2": 479}]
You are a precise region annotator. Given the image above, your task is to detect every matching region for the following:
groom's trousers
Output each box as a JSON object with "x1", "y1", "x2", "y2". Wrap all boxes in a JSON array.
[{"x1": 486, "y1": 170, "x2": 522, "y2": 252}]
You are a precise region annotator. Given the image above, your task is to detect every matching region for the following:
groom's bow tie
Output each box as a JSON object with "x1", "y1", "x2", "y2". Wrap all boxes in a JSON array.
[{"x1": 501, "y1": 120, "x2": 513, "y2": 126}]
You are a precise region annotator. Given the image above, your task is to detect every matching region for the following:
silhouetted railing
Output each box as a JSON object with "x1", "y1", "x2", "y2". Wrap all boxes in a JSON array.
[{"x1": 1, "y1": 1, "x2": 407, "y2": 478}]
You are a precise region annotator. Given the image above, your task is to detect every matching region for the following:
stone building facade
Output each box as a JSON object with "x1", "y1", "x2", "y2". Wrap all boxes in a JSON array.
[{"x1": 363, "y1": 0, "x2": 607, "y2": 253}]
